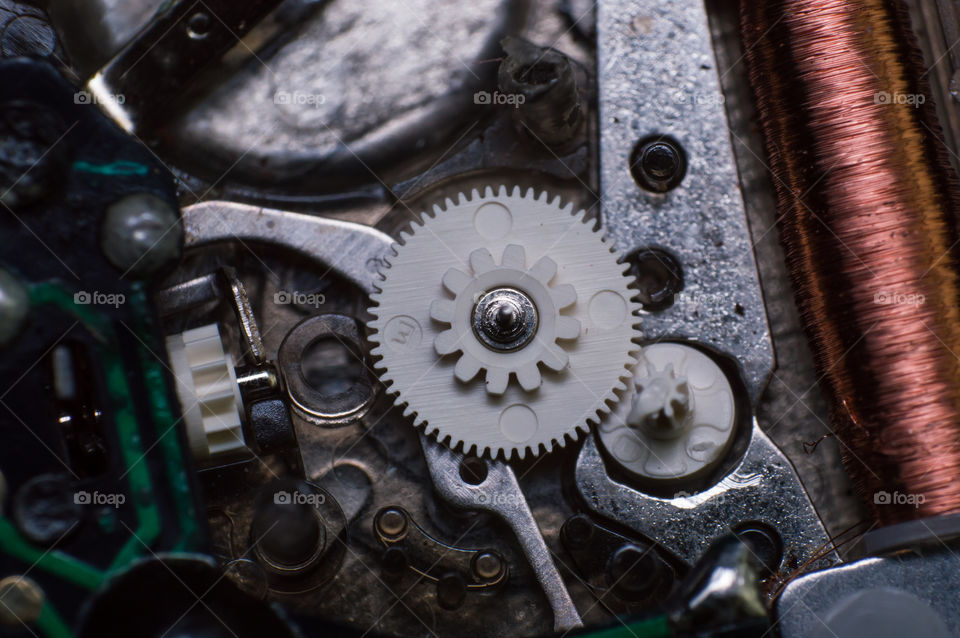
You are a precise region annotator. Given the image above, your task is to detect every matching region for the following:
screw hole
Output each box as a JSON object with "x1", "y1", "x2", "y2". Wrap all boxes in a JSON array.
[
  {"x1": 459, "y1": 456, "x2": 488, "y2": 485},
  {"x1": 732, "y1": 522, "x2": 783, "y2": 575},
  {"x1": 625, "y1": 248, "x2": 684, "y2": 312},
  {"x1": 630, "y1": 135, "x2": 687, "y2": 192}
]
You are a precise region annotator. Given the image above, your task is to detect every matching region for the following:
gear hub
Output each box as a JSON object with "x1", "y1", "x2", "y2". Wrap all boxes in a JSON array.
[{"x1": 430, "y1": 244, "x2": 581, "y2": 394}]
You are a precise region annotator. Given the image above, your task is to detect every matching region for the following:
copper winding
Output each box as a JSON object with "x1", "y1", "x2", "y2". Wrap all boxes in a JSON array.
[{"x1": 742, "y1": 0, "x2": 960, "y2": 524}]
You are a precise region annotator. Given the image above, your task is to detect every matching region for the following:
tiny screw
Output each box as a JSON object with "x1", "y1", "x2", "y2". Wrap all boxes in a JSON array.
[{"x1": 630, "y1": 136, "x2": 687, "y2": 192}]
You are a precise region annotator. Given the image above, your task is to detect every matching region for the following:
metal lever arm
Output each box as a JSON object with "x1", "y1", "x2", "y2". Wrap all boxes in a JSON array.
[{"x1": 420, "y1": 436, "x2": 583, "y2": 632}]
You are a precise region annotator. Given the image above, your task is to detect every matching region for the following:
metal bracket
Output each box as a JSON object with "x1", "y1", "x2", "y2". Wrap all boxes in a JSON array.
[
  {"x1": 596, "y1": 0, "x2": 773, "y2": 402},
  {"x1": 420, "y1": 435, "x2": 583, "y2": 632},
  {"x1": 181, "y1": 201, "x2": 394, "y2": 295},
  {"x1": 575, "y1": 429, "x2": 832, "y2": 567}
]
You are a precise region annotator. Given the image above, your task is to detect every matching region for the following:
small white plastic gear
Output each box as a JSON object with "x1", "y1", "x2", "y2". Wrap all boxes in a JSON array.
[
  {"x1": 165, "y1": 323, "x2": 249, "y2": 463},
  {"x1": 430, "y1": 244, "x2": 581, "y2": 394},
  {"x1": 368, "y1": 186, "x2": 641, "y2": 459},
  {"x1": 628, "y1": 363, "x2": 693, "y2": 437},
  {"x1": 598, "y1": 343, "x2": 736, "y2": 483}
]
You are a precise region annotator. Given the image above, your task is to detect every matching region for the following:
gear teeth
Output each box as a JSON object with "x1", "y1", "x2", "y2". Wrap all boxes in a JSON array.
[
  {"x1": 468, "y1": 247, "x2": 497, "y2": 275},
  {"x1": 454, "y1": 354, "x2": 483, "y2": 383},
  {"x1": 551, "y1": 283, "x2": 578, "y2": 309},
  {"x1": 500, "y1": 244, "x2": 527, "y2": 269},
  {"x1": 542, "y1": 345, "x2": 569, "y2": 371},
  {"x1": 442, "y1": 267, "x2": 472, "y2": 294},
  {"x1": 434, "y1": 329, "x2": 461, "y2": 356},
  {"x1": 429, "y1": 299, "x2": 456, "y2": 323},
  {"x1": 528, "y1": 255, "x2": 558, "y2": 284},
  {"x1": 485, "y1": 368, "x2": 509, "y2": 395},
  {"x1": 368, "y1": 185, "x2": 642, "y2": 461},
  {"x1": 556, "y1": 316, "x2": 581, "y2": 340},
  {"x1": 516, "y1": 363, "x2": 542, "y2": 392}
]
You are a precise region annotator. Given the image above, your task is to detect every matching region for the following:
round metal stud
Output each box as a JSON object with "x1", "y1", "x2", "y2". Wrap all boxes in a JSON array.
[{"x1": 472, "y1": 287, "x2": 538, "y2": 352}]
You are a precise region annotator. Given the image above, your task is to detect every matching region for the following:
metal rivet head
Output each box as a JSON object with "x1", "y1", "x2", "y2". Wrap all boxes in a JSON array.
[
  {"x1": 376, "y1": 508, "x2": 408, "y2": 538},
  {"x1": 472, "y1": 287, "x2": 538, "y2": 352},
  {"x1": 472, "y1": 552, "x2": 503, "y2": 580}
]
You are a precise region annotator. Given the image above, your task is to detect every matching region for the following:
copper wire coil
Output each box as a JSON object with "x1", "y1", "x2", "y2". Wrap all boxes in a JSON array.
[{"x1": 742, "y1": 0, "x2": 960, "y2": 524}]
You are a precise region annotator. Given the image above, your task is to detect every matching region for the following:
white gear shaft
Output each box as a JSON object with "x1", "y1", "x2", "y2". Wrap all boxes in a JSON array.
[{"x1": 368, "y1": 186, "x2": 640, "y2": 459}]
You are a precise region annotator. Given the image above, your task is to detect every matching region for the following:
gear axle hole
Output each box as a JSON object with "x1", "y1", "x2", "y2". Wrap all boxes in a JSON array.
[
  {"x1": 300, "y1": 337, "x2": 366, "y2": 397},
  {"x1": 459, "y1": 456, "x2": 488, "y2": 485}
]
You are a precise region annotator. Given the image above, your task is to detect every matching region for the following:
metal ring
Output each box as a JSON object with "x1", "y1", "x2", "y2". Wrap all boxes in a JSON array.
[{"x1": 277, "y1": 314, "x2": 375, "y2": 427}]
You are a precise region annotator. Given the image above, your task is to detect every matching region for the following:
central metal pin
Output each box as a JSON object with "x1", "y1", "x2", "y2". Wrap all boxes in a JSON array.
[{"x1": 472, "y1": 287, "x2": 538, "y2": 352}]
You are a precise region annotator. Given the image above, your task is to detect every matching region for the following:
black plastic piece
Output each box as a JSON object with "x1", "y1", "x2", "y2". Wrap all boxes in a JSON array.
[{"x1": 247, "y1": 398, "x2": 297, "y2": 455}]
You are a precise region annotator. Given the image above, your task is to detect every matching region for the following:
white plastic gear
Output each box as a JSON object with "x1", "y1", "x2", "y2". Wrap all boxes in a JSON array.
[
  {"x1": 429, "y1": 244, "x2": 581, "y2": 395},
  {"x1": 166, "y1": 323, "x2": 249, "y2": 463},
  {"x1": 628, "y1": 362, "x2": 693, "y2": 437},
  {"x1": 598, "y1": 343, "x2": 736, "y2": 483},
  {"x1": 368, "y1": 186, "x2": 641, "y2": 459}
]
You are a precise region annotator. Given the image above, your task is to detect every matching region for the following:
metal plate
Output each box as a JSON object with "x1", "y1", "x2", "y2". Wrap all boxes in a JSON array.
[
  {"x1": 181, "y1": 201, "x2": 394, "y2": 294},
  {"x1": 596, "y1": 0, "x2": 773, "y2": 402},
  {"x1": 777, "y1": 550, "x2": 960, "y2": 637},
  {"x1": 575, "y1": 429, "x2": 832, "y2": 567}
]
